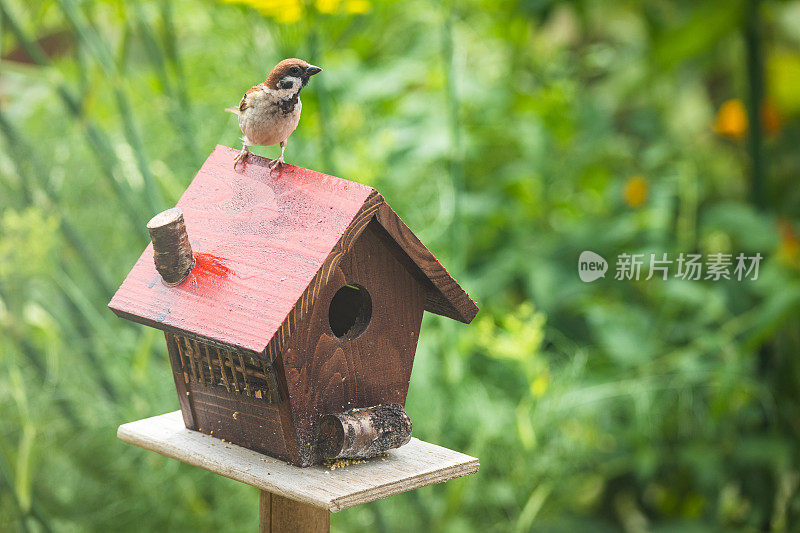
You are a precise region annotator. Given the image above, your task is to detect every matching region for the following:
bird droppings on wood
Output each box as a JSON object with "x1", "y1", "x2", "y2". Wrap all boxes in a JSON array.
[
  {"x1": 323, "y1": 458, "x2": 366, "y2": 470},
  {"x1": 323, "y1": 452, "x2": 389, "y2": 470}
]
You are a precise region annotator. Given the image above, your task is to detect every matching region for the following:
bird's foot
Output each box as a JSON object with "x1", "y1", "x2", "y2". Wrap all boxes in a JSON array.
[
  {"x1": 233, "y1": 148, "x2": 250, "y2": 170},
  {"x1": 268, "y1": 156, "x2": 285, "y2": 175}
]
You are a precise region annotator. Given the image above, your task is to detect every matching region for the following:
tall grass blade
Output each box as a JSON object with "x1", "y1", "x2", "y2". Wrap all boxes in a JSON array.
[{"x1": 57, "y1": 0, "x2": 162, "y2": 213}]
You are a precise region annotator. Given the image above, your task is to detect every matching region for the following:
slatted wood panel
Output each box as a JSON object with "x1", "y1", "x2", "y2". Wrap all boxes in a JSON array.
[
  {"x1": 165, "y1": 332, "x2": 290, "y2": 460},
  {"x1": 171, "y1": 333, "x2": 280, "y2": 403}
]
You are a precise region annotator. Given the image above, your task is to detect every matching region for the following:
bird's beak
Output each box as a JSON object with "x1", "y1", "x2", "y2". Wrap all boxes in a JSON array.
[{"x1": 306, "y1": 65, "x2": 322, "y2": 76}]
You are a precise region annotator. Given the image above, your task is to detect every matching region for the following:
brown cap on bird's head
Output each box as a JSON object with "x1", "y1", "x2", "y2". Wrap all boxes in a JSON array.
[{"x1": 265, "y1": 58, "x2": 322, "y2": 90}]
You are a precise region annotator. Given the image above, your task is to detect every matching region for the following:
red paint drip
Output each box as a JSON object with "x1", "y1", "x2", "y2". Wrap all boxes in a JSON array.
[
  {"x1": 192, "y1": 253, "x2": 232, "y2": 280},
  {"x1": 181, "y1": 253, "x2": 233, "y2": 295}
]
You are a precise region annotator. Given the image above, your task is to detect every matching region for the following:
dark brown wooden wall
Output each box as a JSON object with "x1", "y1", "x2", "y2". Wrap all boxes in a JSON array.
[{"x1": 281, "y1": 220, "x2": 427, "y2": 465}]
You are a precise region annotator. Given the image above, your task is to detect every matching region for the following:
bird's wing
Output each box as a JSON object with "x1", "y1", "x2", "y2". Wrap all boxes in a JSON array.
[
  {"x1": 225, "y1": 93, "x2": 247, "y2": 115},
  {"x1": 226, "y1": 84, "x2": 262, "y2": 115}
]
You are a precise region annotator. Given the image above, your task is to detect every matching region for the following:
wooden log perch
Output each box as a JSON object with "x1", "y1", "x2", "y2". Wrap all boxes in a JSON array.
[
  {"x1": 147, "y1": 207, "x2": 194, "y2": 285},
  {"x1": 317, "y1": 404, "x2": 412, "y2": 460}
]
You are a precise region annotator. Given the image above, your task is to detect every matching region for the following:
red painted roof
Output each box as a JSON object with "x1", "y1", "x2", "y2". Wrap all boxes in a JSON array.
[{"x1": 109, "y1": 145, "x2": 477, "y2": 354}]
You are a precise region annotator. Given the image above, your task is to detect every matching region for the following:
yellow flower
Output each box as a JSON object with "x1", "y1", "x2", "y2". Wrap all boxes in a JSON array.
[
  {"x1": 345, "y1": 0, "x2": 371, "y2": 14},
  {"x1": 222, "y1": 0, "x2": 303, "y2": 24},
  {"x1": 714, "y1": 99, "x2": 748, "y2": 140},
  {"x1": 222, "y1": 0, "x2": 367, "y2": 20},
  {"x1": 315, "y1": 0, "x2": 339, "y2": 14},
  {"x1": 275, "y1": 3, "x2": 302, "y2": 23},
  {"x1": 622, "y1": 175, "x2": 648, "y2": 208}
]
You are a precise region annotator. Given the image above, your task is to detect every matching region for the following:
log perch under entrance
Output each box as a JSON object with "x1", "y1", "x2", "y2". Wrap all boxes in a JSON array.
[{"x1": 317, "y1": 404, "x2": 412, "y2": 460}]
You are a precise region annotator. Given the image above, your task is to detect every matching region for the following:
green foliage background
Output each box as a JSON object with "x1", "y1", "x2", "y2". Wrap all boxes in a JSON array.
[{"x1": 1, "y1": 0, "x2": 800, "y2": 531}]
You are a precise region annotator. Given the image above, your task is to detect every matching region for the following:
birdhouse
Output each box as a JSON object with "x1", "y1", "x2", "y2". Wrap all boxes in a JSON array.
[{"x1": 109, "y1": 145, "x2": 478, "y2": 467}]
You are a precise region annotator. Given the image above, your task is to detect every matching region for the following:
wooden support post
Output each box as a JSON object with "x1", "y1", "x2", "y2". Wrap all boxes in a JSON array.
[{"x1": 260, "y1": 491, "x2": 329, "y2": 533}]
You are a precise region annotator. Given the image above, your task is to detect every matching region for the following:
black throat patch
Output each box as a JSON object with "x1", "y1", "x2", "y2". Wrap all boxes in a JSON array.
[{"x1": 280, "y1": 92, "x2": 299, "y2": 115}]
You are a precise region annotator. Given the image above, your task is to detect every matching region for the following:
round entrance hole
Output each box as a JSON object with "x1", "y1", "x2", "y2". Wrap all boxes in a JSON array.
[{"x1": 328, "y1": 284, "x2": 372, "y2": 340}]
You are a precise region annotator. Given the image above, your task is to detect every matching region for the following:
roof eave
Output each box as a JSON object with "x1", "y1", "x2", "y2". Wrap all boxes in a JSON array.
[
  {"x1": 108, "y1": 303, "x2": 269, "y2": 356},
  {"x1": 372, "y1": 199, "x2": 478, "y2": 324}
]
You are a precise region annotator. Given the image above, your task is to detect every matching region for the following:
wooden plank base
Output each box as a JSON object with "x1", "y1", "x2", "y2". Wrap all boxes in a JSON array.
[{"x1": 117, "y1": 411, "x2": 479, "y2": 512}]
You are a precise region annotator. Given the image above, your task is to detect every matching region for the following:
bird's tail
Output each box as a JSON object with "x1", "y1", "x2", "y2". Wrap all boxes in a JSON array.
[{"x1": 225, "y1": 107, "x2": 239, "y2": 115}]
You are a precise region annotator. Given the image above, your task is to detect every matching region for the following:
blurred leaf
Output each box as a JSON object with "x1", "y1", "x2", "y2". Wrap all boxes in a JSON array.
[
  {"x1": 701, "y1": 202, "x2": 778, "y2": 252},
  {"x1": 767, "y1": 51, "x2": 800, "y2": 115},
  {"x1": 651, "y1": 1, "x2": 744, "y2": 68},
  {"x1": 0, "y1": 208, "x2": 60, "y2": 282}
]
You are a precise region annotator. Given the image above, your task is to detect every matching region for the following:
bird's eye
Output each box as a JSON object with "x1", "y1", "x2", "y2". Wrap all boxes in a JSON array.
[{"x1": 290, "y1": 66, "x2": 301, "y2": 75}]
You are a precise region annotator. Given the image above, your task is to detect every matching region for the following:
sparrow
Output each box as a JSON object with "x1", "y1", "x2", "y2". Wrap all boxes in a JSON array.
[{"x1": 226, "y1": 58, "x2": 322, "y2": 171}]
